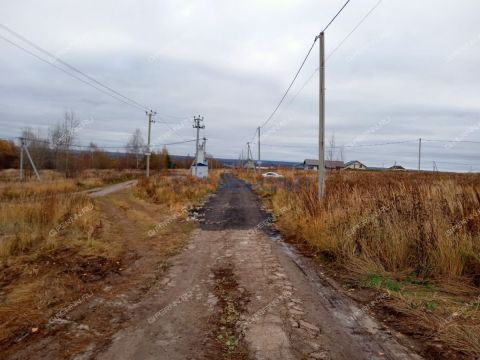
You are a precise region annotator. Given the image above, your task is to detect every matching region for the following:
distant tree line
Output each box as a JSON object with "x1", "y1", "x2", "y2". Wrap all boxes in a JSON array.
[{"x1": 0, "y1": 112, "x2": 198, "y2": 177}]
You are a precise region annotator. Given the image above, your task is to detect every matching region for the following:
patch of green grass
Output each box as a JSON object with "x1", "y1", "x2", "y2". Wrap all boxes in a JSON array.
[
  {"x1": 403, "y1": 275, "x2": 437, "y2": 291},
  {"x1": 363, "y1": 273, "x2": 402, "y2": 292},
  {"x1": 424, "y1": 301, "x2": 437, "y2": 310}
]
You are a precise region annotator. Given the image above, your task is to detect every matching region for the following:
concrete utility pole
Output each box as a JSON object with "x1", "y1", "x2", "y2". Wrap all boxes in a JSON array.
[
  {"x1": 318, "y1": 32, "x2": 326, "y2": 200},
  {"x1": 20, "y1": 141, "x2": 24, "y2": 180},
  {"x1": 19, "y1": 137, "x2": 40, "y2": 181},
  {"x1": 246, "y1": 142, "x2": 251, "y2": 171},
  {"x1": 193, "y1": 115, "x2": 205, "y2": 177},
  {"x1": 257, "y1": 126, "x2": 261, "y2": 169},
  {"x1": 418, "y1": 137, "x2": 422, "y2": 171},
  {"x1": 145, "y1": 110, "x2": 156, "y2": 177},
  {"x1": 246, "y1": 141, "x2": 256, "y2": 171}
]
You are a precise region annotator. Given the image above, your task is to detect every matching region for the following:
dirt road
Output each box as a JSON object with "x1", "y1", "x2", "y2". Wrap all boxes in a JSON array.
[
  {"x1": 88, "y1": 174, "x2": 422, "y2": 360},
  {"x1": 84, "y1": 180, "x2": 137, "y2": 197}
]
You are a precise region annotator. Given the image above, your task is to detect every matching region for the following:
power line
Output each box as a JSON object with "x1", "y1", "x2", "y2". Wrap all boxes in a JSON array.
[
  {"x1": 4, "y1": 137, "x2": 196, "y2": 150},
  {"x1": 0, "y1": 34, "x2": 147, "y2": 112},
  {"x1": 0, "y1": 24, "x2": 151, "y2": 112},
  {"x1": 260, "y1": 37, "x2": 318, "y2": 129},
  {"x1": 0, "y1": 28, "x2": 191, "y2": 141},
  {"x1": 257, "y1": 0, "x2": 375, "y2": 137},
  {"x1": 322, "y1": 0, "x2": 352, "y2": 32},
  {"x1": 423, "y1": 139, "x2": 480, "y2": 144},
  {"x1": 326, "y1": 0, "x2": 383, "y2": 61},
  {"x1": 243, "y1": 0, "x2": 353, "y2": 155},
  {"x1": 284, "y1": 0, "x2": 384, "y2": 104},
  {"x1": 343, "y1": 140, "x2": 415, "y2": 148},
  {"x1": 249, "y1": 128, "x2": 258, "y2": 143},
  {"x1": 434, "y1": 161, "x2": 480, "y2": 167},
  {"x1": 261, "y1": 139, "x2": 416, "y2": 149},
  {"x1": 73, "y1": 139, "x2": 197, "y2": 150}
]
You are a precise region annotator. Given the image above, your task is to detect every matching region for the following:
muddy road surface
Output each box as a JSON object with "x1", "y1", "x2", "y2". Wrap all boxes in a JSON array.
[
  {"x1": 84, "y1": 173, "x2": 421, "y2": 360},
  {"x1": 4, "y1": 174, "x2": 424, "y2": 359}
]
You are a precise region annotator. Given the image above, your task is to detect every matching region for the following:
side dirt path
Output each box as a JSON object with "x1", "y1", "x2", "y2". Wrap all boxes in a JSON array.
[
  {"x1": 91, "y1": 173, "x2": 423, "y2": 360},
  {"x1": 1, "y1": 188, "x2": 194, "y2": 360}
]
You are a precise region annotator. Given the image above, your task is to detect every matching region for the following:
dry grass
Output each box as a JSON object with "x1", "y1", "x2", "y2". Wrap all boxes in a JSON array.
[
  {"x1": 0, "y1": 169, "x2": 141, "y2": 201},
  {"x1": 0, "y1": 169, "x2": 218, "y2": 351},
  {"x1": 237, "y1": 169, "x2": 480, "y2": 358},
  {"x1": 0, "y1": 169, "x2": 144, "y2": 260},
  {"x1": 0, "y1": 195, "x2": 97, "y2": 260},
  {"x1": 135, "y1": 170, "x2": 220, "y2": 211}
]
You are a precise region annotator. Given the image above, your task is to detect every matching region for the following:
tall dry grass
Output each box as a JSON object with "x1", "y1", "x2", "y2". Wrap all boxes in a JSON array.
[
  {"x1": 252, "y1": 170, "x2": 480, "y2": 281},
  {"x1": 0, "y1": 194, "x2": 96, "y2": 260},
  {"x1": 238, "y1": 169, "x2": 480, "y2": 357},
  {"x1": 135, "y1": 170, "x2": 219, "y2": 211},
  {"x1": 0, "y1": 174, "x2": 107, "y2": 260}
]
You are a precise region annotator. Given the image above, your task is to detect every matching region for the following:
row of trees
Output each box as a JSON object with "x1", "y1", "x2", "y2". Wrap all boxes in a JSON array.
[{"x1": 0, "y1": 112, "x2": 187, "y2": 176}]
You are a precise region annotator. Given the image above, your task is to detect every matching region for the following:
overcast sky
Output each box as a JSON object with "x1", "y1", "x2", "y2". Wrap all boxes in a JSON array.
[{"x1": 1, "y1": 0, "x2": 479, "y2": 171}]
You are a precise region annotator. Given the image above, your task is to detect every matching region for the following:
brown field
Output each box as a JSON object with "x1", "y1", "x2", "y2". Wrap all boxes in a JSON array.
[
  {"x1": 236, "y1": 169, "x2": 480, "y2": 358},
  {"x1": 0, "y1": 170, "x2": 218, "y2": 351}
]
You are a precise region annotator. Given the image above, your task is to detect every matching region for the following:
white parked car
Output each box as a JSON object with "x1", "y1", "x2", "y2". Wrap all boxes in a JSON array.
[{"x1": 261, "y1": 172, "x2": 283, "y2": 178}]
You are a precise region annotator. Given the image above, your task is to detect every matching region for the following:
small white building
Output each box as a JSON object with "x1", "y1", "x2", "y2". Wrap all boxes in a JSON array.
[
  {"x1": 344, "y1": 160, "x2": 367, "y2": 170},
  {"x1": 191, "y1": 138, "x2": 209, "y2": 178}
]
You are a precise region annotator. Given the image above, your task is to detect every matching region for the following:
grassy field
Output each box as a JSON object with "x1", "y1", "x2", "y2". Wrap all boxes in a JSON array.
[
  {"x1": 0, "y1": 169, "x2": 143, "y2": 259},
  {"x1": 135, "y1": 170, "x2": 219, "y2": 210},
  {"x1": 0, "y1": 169, "x2": 219, "y2": 349},
  {"x1": 236, "y1": 169, "x2": 480, "y2": 358}
]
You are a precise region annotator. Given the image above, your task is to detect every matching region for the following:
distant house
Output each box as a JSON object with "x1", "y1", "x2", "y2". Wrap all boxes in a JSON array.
[
  {"x1": 303, "y1": 159, "x2": 318, "y2": 170},
  {"x1": 303, "y1": 159, "x2": 344, "y2": 170},
  {"x1": 344, "y1": 160, "x2": 367, "y2": 170},
  {"x1": 389, "y1": 164, "x2": 406, "y2": 171}
]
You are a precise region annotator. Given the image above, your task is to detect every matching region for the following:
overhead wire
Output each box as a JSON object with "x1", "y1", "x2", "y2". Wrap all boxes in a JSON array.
[
  {"x1": 6, "y1": 137, "x2": 196, "y2": 150},
  {"x1": 259, "y1": 37, "x2": 318, "y2": 129},
  {"x1": 423, "y1": 139, "x2": 480, "y2": 144},
  {"x1": 0, "y1": 34, "x2": 148, "y2": 112},
  {"x1": 322, "y1": 0, "x2": 352, "y2": 32},
  {"x1": 0, "y1": 24, "x2": 151, "y2": 112},
  {"x1": 261, "y1": 139, "x2": 416, "y2": 149},
  {"x1": 0, "y1": 24, "x2": 191, "y2": 128},
  {"x1": 326, "y1": 0, "x2": 383, "y2": 61},
  {"x1": 256, "y1": 0, "x2": 377, "y2": 139}
]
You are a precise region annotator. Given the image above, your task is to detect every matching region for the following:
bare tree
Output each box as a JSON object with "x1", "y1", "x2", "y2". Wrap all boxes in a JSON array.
[
  {"x1": 50, "y1": 111, "x2": 80, "y2": 176},
  {"x1": 339, "y1": 145, "x2": 345, "y2": 163},
  {"x1": 126, "y1": 129, "x2": 145, "y2": 169},
  {"x1": 327, "y1": 132, "x2": 336, "y2": 162}
]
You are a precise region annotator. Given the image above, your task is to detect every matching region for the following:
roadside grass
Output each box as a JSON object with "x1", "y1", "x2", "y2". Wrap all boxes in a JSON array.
[
  {"x1": 135, "y1": 170, "x2": 220, "y2": 210},
  {"x1": 236, "y1": 169, "x2": 480, "y2": 358},
  {"x1": 0, "y1": 170, "x2": 219, "y2": 353},
  {"x1": 0, "y1": 194, "x2": 98, "y2": 259},
  {"x1": 0, "y1": 169, "x2": 141, "y2": 200},
  {"x1": 0, "y1": 168, "x2": 142, "y2": 259}
]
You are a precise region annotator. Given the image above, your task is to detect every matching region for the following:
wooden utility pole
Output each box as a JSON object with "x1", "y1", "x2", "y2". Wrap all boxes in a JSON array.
[
  {"x1": 145, "y1": 110, "x2": 156, "y2": 177},
  {"x1": 318, "y1": 32, "x2": 326, "y2": 200}
]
